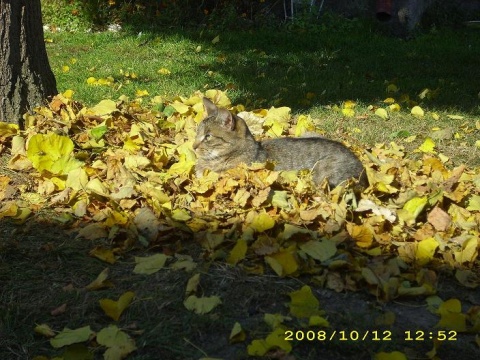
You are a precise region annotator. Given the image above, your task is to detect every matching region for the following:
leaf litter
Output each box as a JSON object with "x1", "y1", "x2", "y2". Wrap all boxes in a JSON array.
[{"x1": 1, "y1": 89, "x2": 479, "y2": 358}]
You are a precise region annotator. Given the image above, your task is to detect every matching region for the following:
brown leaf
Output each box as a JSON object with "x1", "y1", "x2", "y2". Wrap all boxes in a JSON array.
[
  {"x1": 427, "y1": 206, "x2": 451, "y2": 231},
  {"x1": 441, "y1": 164, "x2": 465, "y2": 192},
  {"x1": 326, "y1": 272, "x2": 344, "y2": 292},
  {"x1": 51, "y1": 303, "x2": 67, "y2": 316}
]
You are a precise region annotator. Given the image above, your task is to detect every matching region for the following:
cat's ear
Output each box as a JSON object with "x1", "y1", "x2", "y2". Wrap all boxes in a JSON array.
[
  {"x1": 218, "y1": 109, "x2": 235, "y2": 131},
  {"x1": 203, "y1": 97, "x2": 218, "y2": 116}
]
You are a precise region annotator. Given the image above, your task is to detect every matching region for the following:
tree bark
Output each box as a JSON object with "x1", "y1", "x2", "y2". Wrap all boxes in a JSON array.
[{"x1": 0, "y1": 0, "x2": 57, "y2": 126}]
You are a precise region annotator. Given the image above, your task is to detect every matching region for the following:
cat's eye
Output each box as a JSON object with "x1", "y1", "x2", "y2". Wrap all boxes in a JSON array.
[{"x1": 204, "y1": 134, "x2": 212, "y2": 141}]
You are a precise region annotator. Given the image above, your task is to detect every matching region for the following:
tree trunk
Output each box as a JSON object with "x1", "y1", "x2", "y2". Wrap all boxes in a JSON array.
[{"x1": 0, "y1": 0, "x2": 57, "y2": 126}]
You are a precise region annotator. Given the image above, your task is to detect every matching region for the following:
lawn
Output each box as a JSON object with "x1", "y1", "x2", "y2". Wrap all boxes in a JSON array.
[
  {"x1": 46, "y1": 24, "x2": 480, "y2": 165},
  {"x1": 1, "y1": 20, "x2": 480, "y2": 360}
]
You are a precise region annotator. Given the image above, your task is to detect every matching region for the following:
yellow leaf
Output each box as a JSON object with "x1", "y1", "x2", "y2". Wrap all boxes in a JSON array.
[
  {"x1": 365, "y1": 168, "x2": 397, "y2": 194},
  {"x1": 346, "y1": 223, "x2": 374, "y2": 248},
  {"x1": 417, "y1": 137, "x2": 436, "y2": 153},
  {"x1": 27, "y1": 133, "x2": 83, "y2": 175},
  {"x1": 170, "y1": 255, "x2": 196, "y2": 272},
  {"x1": 411, "y1": 106, "x2": 424, "y2": 118},
  {"x1": 389, "y1": 103, "x2": 400, "y2": 112},
  {"x1": 133, "y1": 254, "x2": 169, "y2": 275},
  {"x1": 227, "y1": 239, "x2": 247, "y2": 265},
  {"x1": 66, "y1": 168, "x2": 89, "y2": 191},
  {"x1": 204, "y1": 89, "x2": 231, "y2": 108},
  {"x1": 229, "y1": 322, "x2": 246, "y2": 343},
  {"x1": 89, "y1": 99, "x2": 117, "y2": 116},
  {"x1": 184, "y1": 295, "x2": 222, "y2": 314},
  {"x1": 288, "y1": 285, "x2": 321, "y2": 318},
  {"x1": 271, "y1": 190, "x2": 290, "y2": 209},
  {"x1": 383, "y1": 97, "x2": 395, "y2": 104},
  {"x1": 62, "y1": 89, "x2": 74, "y2": 99},
  {"x1": 170, "y1": 101, "x2": 190, "y2": 114},
  {"x1": 437, "y1": 299, "x2": 467, "y2": 332},
  {"x1": 415, "y1": 237, "x2": 439, "y2": 266},
  {"x1": 211, "y1": 35, "x2": 220, "y2": 44},
  {"x1": 309, "y1": 315, "x2": 330, "y2": 327},
  {"x1": 454, "y1": 236, "x2": 478, "y2": 264},
  {"x1": 343, "y1": 100, "x2": 356, "y2": 109},
  {"x1": 398, "y1": 196, "x2": 428, "y2": 224},
  {"x1": 386, "y1": 84, "x2": 398, "y2": 93},
  {"x1": 86, "y1": 178, "x2": 109, "y2": 197},
  {"x1": 185, "y1": 273, "x2": 200, "y2": 296},
  {"x1": 264, "y1": 328, "x2": 292, "y2": 351},
  {"x1": 34, "y1": 324, "x2": 56, "y2": 337},
  {"x1": 62, "y1": 65, "x2": 70, "y2": 73},
  {"x1": 89, "y1": 246, "x2": 116, "y2": 264},
  {"x1": 85, "y1": 268, "x2": 113, "y2": 290},
  {"x1": 86, "y1": 76, "x2": 97, "y2": 84},
  {"x1": 135, "y1": 89, "x2": 149, "y2": 97},
  {"x1": 97, "y1": 325, "x2": 136, "y2": 357},
  {"x1": 50, "y1": 326, "x2": 94, "y2": 348},
  {"x1": 247, "y1": 339, "x2": 270, "y2": 356},
  {"x1": 0, "y1": 122, "x2": 19, "y2": 137},
  {"x1": 374, "y1": 351, "x2": 407, "y2": 360},
  {"x1": 247, "y1": 328, "x2": 292, "y2": 356},
  {"x1": 171, "y1": 208, "x2": 191, "y2": 222},
  {"x1": 300, "y1": 239, "x2": 337, "y2": 262},
  {"x1": 375, "y1": 108, "x2": 388, "y2": 120},
  {"x1": 99, "y1": 291, "x2": 135, "y2": 321},
  {"x1": 265, "y1": 248, "x2": 298, "y2": 276},
  {"x1": 157, "y1": 68, "x2": 171, "y2": 75},
  {"x1": 342, "y1": 108, "x2": 355, "y2": 117},
  {"x1": 466, "y1": 195, "x2": 480, "y2": 211},
  {"x1": 249, "y1": 212, "x2": 275, "y2": 232},
  {"x1": 294, "y1": 114, "x2": 315, "y2": 137}
]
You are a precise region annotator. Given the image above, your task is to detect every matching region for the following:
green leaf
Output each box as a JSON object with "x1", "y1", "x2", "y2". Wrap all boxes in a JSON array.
[{"x1": 90, "y1": 124, "x2": 108, "y2": 140}]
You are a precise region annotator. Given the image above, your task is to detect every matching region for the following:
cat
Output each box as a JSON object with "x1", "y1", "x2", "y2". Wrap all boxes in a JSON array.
[{"x1": 193, "y1": 98, "x2": 367, "y2": 188}]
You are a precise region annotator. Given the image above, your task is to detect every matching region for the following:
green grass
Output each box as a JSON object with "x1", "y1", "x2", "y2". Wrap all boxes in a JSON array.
[
  {"x1": 47, "y1": 26, "x2": 480, "y2": 111},
  {"x1": 46, "y1": 25, "x2": 480, "y2": 166}
]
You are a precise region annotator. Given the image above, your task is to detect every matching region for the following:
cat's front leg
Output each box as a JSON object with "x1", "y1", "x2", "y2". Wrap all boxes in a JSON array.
[{"x1": 195, "y1": 160, "x2": 206, "y2": 178}]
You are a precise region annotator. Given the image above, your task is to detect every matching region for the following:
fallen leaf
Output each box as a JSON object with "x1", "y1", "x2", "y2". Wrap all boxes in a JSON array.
[
  {"x1": 133, "y1": 254, "x2": 169, "y2": 274},
  {"x1": 184, "y1": 295, "x2": 222, "y2": 314},
  {"x1": 50, "y1": 326, "x2": 94, "y2": 348},
  {"x1": 99, "y1": 291, "x2": 135, "y2": 321}
]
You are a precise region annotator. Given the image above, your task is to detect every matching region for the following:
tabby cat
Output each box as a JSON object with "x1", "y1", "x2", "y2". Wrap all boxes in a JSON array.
[{"x1": 193, "y1": 98, "x2": 367, "y2": 188}]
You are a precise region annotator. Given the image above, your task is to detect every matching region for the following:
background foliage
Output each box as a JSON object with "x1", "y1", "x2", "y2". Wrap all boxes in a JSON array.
[{"x1": 41, "y1": 0, "x2": 287, "y2": 30}]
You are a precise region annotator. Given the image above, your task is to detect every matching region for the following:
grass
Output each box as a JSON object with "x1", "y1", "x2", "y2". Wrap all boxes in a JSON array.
[{"x1": 45, "y1": 24, "x2": 480, "y2": 167}]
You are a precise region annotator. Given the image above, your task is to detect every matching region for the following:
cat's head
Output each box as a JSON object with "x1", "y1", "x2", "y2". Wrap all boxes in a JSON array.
[{"x1": 193, "y1": 98, "x2": 254, "y2": 158}]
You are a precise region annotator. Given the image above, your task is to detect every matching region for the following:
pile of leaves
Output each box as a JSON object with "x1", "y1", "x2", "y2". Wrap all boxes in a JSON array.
[{"x1": 1, "y1": 89, "x2": 479, "y2": 358}]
